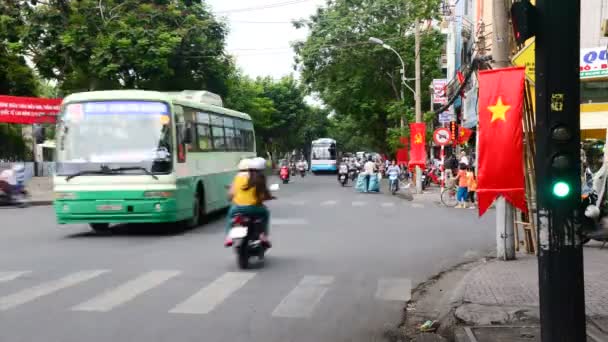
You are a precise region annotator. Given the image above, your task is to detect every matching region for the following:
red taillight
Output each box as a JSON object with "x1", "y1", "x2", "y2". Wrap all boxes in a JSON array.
[{"x1": 232, "y1": 216, "x2": 243, "y2": 224}]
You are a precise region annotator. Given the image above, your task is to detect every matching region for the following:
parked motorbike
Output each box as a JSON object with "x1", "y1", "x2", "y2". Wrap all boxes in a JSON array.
[
  {"x1": 280, "y1": 166, "x2": 290, "y2": 184},
  {"x1": 581, "y1": 189, "x2": 608, "y2": 248}
]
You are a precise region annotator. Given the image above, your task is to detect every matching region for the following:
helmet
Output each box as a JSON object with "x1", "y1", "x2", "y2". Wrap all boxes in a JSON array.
[
  {"x1": 238, "y1": 158, "x2": 251, "y2": 171},
  {"x1": 249, "y1": 157, "x2": 266, "y2": 170}
]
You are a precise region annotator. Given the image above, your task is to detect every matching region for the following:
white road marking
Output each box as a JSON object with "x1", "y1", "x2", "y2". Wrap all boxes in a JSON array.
[
  {"x1": 0, "y1": 271, "x2": 30, "y2": 283},
  {"x1": 351, "y1": 201, "x2": 366, "y2": 207},
  {"x1": 320, "y1": 200, "x2": 337, "y2": 206},
  {"x1": 170, "y1": 272, "x2": 256, "y2": 315},
  {"x1": 0, "y1": 270, "x2": 108, "y2": 311},
  {"x1": 375, "y1": 278, "x2": 412, "y2": 301},
  {"x1": 272, "y1": 218, "x2": 308, "y2": 225},
  {"x1": 72, "y1": 270, "x2": 181, "y2": 312},
  {"x1": 272, "y1": 275, "x2": 334, "y2": 318},
  {"x1": 381, "y1": 202, "x2": 396, "y2": 207},
  {"x1": 411, "y1": 203, "x2": 425, "y2": 208}
]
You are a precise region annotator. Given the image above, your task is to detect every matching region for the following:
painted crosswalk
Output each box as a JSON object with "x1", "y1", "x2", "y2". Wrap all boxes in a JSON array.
[{"x1": 0, "y1": 270, "x2": 412, "y2": 317}]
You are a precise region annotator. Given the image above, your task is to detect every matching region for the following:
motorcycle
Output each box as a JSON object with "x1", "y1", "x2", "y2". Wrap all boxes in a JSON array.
[
  {"x1": 229, "y1": 214, "x2": 269, "y2": 269},
  {"x1": 581, "y1": 189, "x2": 608, "y2": 248},
  {"x1": 389, "y1": 174, "x2": 399, "y2": 195},
  {"x1": 228, "y1": 184, "x2": 278, "y2": 269},
  {"x1": 280, "y1": 166, "x2": 290, "y2": 184},
  {"x1": 338, "y1": 172, "x2": 348, "y2": 186},
  {"x1": 0, "y1": 183, "x2": 29, "y2": 208},
  {"x1": 348, "y1": 168, "x2": 358, "y2": 182},
  {"x1": 290, "y1": 164, "x2": 297, "y2": 176},
  {"x1": 298, "y1": 166, "x2": 306, "y2": 177}
]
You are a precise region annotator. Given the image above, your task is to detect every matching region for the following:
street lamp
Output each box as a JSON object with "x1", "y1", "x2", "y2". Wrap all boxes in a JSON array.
[
  {"x1": 369, "y1": 36, "x2": 423, "y2": 194},
  {"x1": 368, "y1": 37, "x2": 416, "y2": 97}
]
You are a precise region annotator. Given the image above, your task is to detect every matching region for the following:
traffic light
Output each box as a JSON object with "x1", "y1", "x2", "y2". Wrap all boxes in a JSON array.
[
  {"x1": 535, "y1": 0, "x2": 581, "y2": 210},
  {"x1": 511, "y1": 0, "x2": 537, "y2": 45}
]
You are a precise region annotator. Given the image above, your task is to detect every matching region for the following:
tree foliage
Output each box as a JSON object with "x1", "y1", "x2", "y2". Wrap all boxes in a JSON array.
[
  {"x1": 19, "y1": 0, "x2": 232, "y2": 94},
  {"x1": 294, "y1": 0, "x2": 444, "y2": 154}
]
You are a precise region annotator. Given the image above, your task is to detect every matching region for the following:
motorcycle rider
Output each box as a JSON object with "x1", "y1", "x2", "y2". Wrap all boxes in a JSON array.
[
  {"x1": 224, "y1": 157, "x2": 272, "y2": 248},
  {"x1": 338, "y1": 158, "x2": 349, "y2": 181},
  {"x1": 296, "y1": 159, "x2": 307, "y2": 173},
  {"x1": 386, "y1": 160, "x2": 401, "y2": 191},
  {"x1": 0, "y1": 166, "x2": 19, "y2": 201}
]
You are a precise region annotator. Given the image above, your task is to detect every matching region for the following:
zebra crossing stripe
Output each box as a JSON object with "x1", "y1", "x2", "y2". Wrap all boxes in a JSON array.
[
  {"x1": 169, "y1": 272, "x2": 256, "y2": 315},
  {"x1": 0, "y1": 271, "x2": 30, "y2": 283},
  {"x1": 351, "y1": 201, "x2": 366, "y2": 207},
  {"x1": 381, "y1": 202, "x2": 395, "y2": 207},
  {"x1": 375, "y1": 278, "x2": 412, "y2": 301},
  {"x1": 411, "y1": 203, "x2": 425, "y2": 208},
  {"x1": 72, "y1": 270, "x2": 181, "y2": 312},
  {"x1": 320, "y1": 200, "x2": 337, "y2": 206},
  {"x1": 0, "y1": 270, "x2": 109, "y2": 311},
  {"x1": 272, "y1": 276, "x2": 334, "y2": 318}
]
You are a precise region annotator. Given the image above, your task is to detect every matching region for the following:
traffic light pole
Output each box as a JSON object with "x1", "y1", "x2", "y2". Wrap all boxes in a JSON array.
[{"x1": 535, "y1": 0, "x2": 586, "y2": 341}]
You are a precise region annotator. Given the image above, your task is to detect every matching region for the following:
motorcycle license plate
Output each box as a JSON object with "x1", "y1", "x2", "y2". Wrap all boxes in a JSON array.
[
  {"x1": 340, "y1": 175, "x2": 346, "y2": 180},
  {"x1": 229, "y1": 227, "x2": 248, "y2": 239}
]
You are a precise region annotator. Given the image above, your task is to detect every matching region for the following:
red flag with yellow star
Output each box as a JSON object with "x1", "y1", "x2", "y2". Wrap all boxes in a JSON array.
[
  {"x1": 477, "y1": 67, "x2": 527, "y2": 216},
  {"x1": 409, "y1": 123, "x2": 426, "y2": 170},
  {"x1": 458, "y1": 127, "x2": 473, "y2": 145}
]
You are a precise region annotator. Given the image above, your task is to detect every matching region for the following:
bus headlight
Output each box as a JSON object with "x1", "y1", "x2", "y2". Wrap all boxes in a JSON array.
[
  {"x1": 143, "y1": 191, "x2": 175, "y2": 198},
  {"x1": 55, "y1": 192, "x2": 77, "y2": 200}
]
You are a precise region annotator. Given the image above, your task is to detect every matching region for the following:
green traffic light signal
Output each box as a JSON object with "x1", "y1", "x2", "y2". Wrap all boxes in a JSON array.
[{"x1": 552, "y1": 181, "x2": 571, "y2": 198}]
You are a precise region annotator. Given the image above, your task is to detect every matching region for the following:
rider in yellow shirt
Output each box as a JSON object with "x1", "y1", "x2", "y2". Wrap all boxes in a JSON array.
[{"x1": 225, "y1": 158, "x2": 272, "y2": 247}]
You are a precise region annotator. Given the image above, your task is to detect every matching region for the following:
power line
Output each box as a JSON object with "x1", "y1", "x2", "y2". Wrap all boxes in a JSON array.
[{"x1": 216, "y1": 0, "x2": 313, "y2": 14}]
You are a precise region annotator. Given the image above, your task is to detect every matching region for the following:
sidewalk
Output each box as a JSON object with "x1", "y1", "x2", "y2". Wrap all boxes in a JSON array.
[
  {"x1": 27, "y1": 176, "x2": 54, "y2": 206},
  {"x1": 404, "y1": 246, "x2": 608, "y2": 341}
]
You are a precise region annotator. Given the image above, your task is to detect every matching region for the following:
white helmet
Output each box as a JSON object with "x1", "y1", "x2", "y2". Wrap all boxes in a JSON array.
[
  {"x1": 249, "y1": 157, "x2": 266, "y2": 170},
  {"x1": 238, "y1": 158, "x2": 251, "y2": 171}
]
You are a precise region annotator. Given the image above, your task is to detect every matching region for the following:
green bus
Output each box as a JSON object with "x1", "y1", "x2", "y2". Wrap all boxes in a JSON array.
[{"x1": 53, "y1": 90, "x2": 256, "y2": 232}]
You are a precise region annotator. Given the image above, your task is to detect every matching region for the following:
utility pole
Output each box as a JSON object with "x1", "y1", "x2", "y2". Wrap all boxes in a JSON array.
[
  {"x1": 535, "y1": 0, "x2": 586, "y2": 340},
  {"x1": 491, "y1": 0, "x2": 515, "y2": 260},
  {"x1": 414, "y1": 21, "x2": 423, "y2": 194}
]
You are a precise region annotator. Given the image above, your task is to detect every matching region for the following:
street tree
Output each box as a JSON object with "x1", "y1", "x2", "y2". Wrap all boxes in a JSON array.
[
  {"x1": 19, "y1": 0, "x2": 232, "y2": 94},
  {"x1": 294, "y1": 0, "x2": 444, "y2": 154}
]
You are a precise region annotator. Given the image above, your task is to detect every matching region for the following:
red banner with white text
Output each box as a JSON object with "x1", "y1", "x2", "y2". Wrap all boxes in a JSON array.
[{"x1": 0, "y1": 95, "x2": 62, "y2": 124}]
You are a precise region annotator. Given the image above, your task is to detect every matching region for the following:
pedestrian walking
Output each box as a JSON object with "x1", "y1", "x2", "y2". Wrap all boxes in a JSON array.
[
  {"x1": 455, "y1": 163, "x2": 469, "y2": 208},
  {"x1": 466, "y1": 167, "x2": 477, "y2": 209}
]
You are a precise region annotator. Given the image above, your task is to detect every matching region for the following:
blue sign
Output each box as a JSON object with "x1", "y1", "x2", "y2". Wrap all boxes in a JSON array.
[{"x1": 81, "y1": 101, "x2": 169, "y2": 115}]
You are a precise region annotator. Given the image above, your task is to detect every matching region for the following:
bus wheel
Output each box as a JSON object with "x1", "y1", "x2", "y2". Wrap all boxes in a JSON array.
[
  {"x1": 187, "y1": 194, "x2": 201, "y2": 228},
  {"x1": 90, "y1": 223, "x2": 110, "y2": 233}
]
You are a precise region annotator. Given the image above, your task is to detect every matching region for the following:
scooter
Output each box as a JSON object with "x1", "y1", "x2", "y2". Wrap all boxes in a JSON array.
[
  {"x1": 228, "y1": 184, "x2": 278, "y2": 269},
  {"x1": 298, "y1": 166, "x2": 306, "y2": 177},
  {"x1": 339, "y1": 172, "x2": 348, "y2": 186},
  {"x1": 389, "y1": 174, "x2": 399, "y2": 195},
  {"x1": 581, "y1": 189, "x2": 608, "y2": 248},
  {"x1": 348, "y1": 167, "x2": 358, "y2": 182},
  {"x1": 280, "y1": 166, "x2": 290, "y2": 184},
  {"x1": 0, "y1": 182, "x2": 29, "y2": 208}
]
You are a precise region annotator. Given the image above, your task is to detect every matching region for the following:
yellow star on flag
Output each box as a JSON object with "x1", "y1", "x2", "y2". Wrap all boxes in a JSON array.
[
  {"x1": 414, "y1": 133, "x2": 423, "y2": 144},
  {"x1": 488, "y1": 96, "x2": 510, "y2": 123}
]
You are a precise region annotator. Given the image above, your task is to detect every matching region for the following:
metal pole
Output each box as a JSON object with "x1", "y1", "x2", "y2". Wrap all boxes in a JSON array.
[
  {"x1": 536, "y1": 0, "x2": 586, "y2": 340},
  {"x1": 491, "y1": 0, "x2": 515, "y2": 260},
  {"x1": 414, "y1": 21, "x2": 423, "y2": 194}
]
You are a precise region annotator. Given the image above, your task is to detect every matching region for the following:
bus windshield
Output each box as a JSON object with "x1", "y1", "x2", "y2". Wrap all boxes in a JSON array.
[
  {"x1": 312, "y1": 143, "x2": 336, "y2": 160},
  {"x1": 55, "y1": 101, "x2": 173, "y2": 176}
]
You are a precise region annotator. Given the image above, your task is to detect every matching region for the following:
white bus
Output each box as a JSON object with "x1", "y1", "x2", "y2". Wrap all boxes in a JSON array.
[
  {"x1": 310, "y1": 138, "x2": 338, "y2": 173},
  {"x1": 53, "y1": 90, "x2": 255, "y2": 232}
]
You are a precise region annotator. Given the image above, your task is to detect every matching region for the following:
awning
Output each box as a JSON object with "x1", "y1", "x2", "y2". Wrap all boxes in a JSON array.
[{"x1": 0, "y1": 95, "x2": 62, "y2": 124}]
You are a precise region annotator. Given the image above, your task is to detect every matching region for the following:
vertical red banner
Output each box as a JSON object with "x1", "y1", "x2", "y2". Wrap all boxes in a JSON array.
[
  {"x1": 409, "y1": 123, "x2": 426, "y2": 169},
  {"x1": 396, "y1": 137, "x2": 409, "y2": 166}
]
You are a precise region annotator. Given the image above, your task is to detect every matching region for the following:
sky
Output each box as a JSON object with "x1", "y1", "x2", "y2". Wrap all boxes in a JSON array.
[{"x1": 205, "y1": 0, "x2": 326, "y2": 79}]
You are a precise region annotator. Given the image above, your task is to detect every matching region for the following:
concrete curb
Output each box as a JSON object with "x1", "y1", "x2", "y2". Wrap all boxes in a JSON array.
[{"x1": 30, "y1": 200, "x2": 53, "y2": 206}]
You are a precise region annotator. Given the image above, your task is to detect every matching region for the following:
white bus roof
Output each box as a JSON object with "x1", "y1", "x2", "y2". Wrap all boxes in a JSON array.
[
  {"x1": 61, "y1": 90, "x2": 252, "y2": 121},
  {"x1": 312, "y1": 138, "x2": 336, "y2": 144}
]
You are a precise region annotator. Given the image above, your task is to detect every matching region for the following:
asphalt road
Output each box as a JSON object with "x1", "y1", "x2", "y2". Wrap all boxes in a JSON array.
[{"x1": 0, "y1": 174, "x2": 495, "y2": 342}]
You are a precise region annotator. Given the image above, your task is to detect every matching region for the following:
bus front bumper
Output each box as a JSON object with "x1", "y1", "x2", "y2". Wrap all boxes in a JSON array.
[{"x1": 54, "y1": 198, "x2": 180, "y2": 224}]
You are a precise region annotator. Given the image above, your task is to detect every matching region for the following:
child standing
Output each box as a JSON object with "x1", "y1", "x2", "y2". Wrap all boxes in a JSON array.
[
  {"x1": 455, "y1": 163, "x2": 469, "y2": 208},
  {"x1": 467, "y1": 167, "x2": 477, "y2": 209}
]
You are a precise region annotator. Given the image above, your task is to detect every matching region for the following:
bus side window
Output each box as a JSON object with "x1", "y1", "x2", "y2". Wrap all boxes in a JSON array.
[{"x1": 174, "y1": 105, "x2": 187, "y2": 163}]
